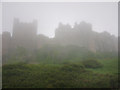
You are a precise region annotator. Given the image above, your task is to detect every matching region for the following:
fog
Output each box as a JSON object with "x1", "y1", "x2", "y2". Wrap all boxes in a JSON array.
[
  {"x1": 2, "y1": 2, "x2": 118, "y2": 38},
  {"x1": 1, "y1": 2, "x2": 119, "y2": 88}
]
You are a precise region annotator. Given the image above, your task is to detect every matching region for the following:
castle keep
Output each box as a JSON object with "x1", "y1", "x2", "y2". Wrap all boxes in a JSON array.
[{"x1": 12, "y1": 18, "x2": 38, "y2": 50}]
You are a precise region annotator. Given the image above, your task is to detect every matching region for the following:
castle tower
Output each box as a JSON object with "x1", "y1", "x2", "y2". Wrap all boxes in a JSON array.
[
  {"x1": 12, "y1": 18, "x2": 38, "y2": 50},
  {"x1": 2, "y1": 31, "x2": 11, "y2": 55}
]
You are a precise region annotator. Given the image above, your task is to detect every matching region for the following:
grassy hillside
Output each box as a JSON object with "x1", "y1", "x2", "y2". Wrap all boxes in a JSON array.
[
  {"x1": 3, "y1": 58, "x2": 118, "y2": 88},
  {"x1": 2, "y1": 45, "x2": 118, "y2": 88}
]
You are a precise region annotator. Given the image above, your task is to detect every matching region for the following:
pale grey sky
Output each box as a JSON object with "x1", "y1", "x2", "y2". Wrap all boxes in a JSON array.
[{"x1": 2, "y1": 2, "x2": 118, "y2": 38}]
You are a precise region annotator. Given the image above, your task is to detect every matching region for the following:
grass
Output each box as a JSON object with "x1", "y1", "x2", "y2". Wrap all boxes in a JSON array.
[{"x1": 87, "y1": 58, "x2": 118, "y2": 74}]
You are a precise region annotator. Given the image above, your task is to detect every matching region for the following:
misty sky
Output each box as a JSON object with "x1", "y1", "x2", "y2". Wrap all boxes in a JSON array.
[{"x1": 2, "y1": 2, "x2": 118, "y2": 38}]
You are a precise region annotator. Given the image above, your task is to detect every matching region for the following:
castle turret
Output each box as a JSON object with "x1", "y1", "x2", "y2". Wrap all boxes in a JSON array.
[
  {"x1": 12, "y1": 18, "x2": 38, "y2": 50},
  {"x1": 2, "y1": 31, "x2": 11, "y2": 55}
]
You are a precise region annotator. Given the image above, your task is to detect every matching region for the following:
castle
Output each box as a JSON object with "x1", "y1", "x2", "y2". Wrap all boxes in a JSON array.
[
  {"x1": 54, "y1": 21, "x2": 118, "y2": 53},
  {"x1": 2, "y1": 19, "x2": 118, "y2": 56}
]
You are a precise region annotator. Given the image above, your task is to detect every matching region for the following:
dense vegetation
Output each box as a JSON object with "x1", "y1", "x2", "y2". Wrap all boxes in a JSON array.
[{"x1": 2, "y1": 45, "x2": 118, "y2": 88}]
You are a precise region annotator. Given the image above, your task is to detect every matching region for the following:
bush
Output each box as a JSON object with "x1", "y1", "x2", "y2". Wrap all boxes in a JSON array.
[
  {"x1": 61, "y1": 62, "x2": 85, "y2": 72},
  {"x1": 3, "y1": 63, "x2": 117, "y2": 88},
  {"x1": 82, "y1": 59, "x2": 103, "y2": 69}
]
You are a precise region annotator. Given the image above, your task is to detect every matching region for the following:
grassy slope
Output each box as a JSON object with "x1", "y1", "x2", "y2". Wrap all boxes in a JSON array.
[
  {"x1": 87, "y1": 58, "x2": 118, "y2": 74},
  {"x1": 2, "y1": 58, "x2": 118, "y2": 88}
]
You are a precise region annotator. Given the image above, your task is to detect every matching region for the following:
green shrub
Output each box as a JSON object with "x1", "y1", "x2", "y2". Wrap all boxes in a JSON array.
[
  {"x1": 61, "y1": 62, "x2": 85, "y2": 72},
  {"x1": 3, "y1": 63, "x2": 118, "y2": 88},
  {"x1": 82, "y1": 59, "x2": 103, "y2": 69}
]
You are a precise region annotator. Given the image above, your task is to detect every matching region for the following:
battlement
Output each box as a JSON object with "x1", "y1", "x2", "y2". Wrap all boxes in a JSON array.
[{"x1": 13, "y1": 18, "x2": 37, "y2": 37}]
